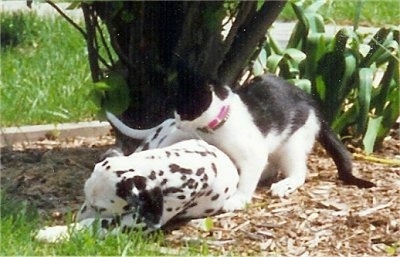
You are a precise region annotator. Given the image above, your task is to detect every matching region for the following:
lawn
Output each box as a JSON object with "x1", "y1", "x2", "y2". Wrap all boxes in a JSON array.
[
  {"x1": 0, "y1": 1, "x2": 398, "y2": 127},
  {"x1": 0, "y1": 12, "x2": 97, "y2": 127},
  {"x1": 0, "y1": 191, "x2": 207, "y2": 256},
  {"x1": 279, "y1": 0, "x2": 399, "y2": 27}
]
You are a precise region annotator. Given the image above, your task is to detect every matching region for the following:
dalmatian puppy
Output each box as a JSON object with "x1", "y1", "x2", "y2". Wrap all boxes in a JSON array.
[{"x1": 35, "y1": 139, "x2": 239, "y2": 243}]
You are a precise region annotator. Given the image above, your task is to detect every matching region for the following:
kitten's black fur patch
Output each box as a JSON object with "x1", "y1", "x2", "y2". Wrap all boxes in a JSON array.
[
  {"x1": 237, "y1": 75, "x2": 318, "y2": 136},
  {"x1": 176, "y1": 62, "x2": 228, "y2": 120}
]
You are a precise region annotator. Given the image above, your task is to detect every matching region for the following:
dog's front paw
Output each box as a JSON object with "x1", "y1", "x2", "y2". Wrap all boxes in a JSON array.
[
  {"x1": 222, "y1": 192, "x2": 251, "y2": 212},
  {"x1": 34, "y1": 223, "x2": 84, "y2": 243}
]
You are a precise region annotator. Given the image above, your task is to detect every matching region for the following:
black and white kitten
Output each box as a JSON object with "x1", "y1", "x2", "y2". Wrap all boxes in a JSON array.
[{"x1": 174, "y1": 65, "x2": 375, "y2": 211}]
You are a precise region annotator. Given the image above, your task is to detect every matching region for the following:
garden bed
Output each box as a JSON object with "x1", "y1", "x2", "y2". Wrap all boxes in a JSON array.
[{"x1": 1, "y1": 130, "x2": 399, "y2": 256}]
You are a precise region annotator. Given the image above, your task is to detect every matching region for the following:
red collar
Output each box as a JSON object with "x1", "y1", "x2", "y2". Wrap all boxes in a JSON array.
[{"x1": 197, "y1": 105, "x2": 230, "y2": 133}]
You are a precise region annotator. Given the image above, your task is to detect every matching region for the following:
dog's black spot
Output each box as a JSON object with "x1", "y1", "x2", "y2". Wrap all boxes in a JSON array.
[
  {"x1": 92, "y1": 205, "x2": 107, "y2": 213},
  {"x1": 161, "y1": 178, "x2": 168, "y2": 186},
  {"x1": 152, "y1": 127, "x2": 163, "y2": 141},
  {"x1": 177, "y1": 195, "x2": 186, "y2": 200},
  {"x1": 205, "y1": 190, "x2": 213, "y2": 197},
  {"x1": 169, "y1": 164, "x2": 193, "y2": 175},
  {"x1": 184, "y1": 150, "x2": 209, "y2": 157},
  {"x1": 211, "y1": 163, "x2": 217, "y2": 175},
  {"x1": 196, "y1": 168, "x2": 205, "y2": 176},
  {"x1": 129, "y1": 169, "x2": 135, "y2": 172},
  {"x1": 115, "y1": 170, "x2": 126, "y2": 177},
  {"x1": 175, "y1": 206, "x2": 181, "y2": 211},
  {"x1": 142, "y1": 142, "x2": 150, "y2": 151},
  {"x1": 224, "y1": 187, "x2": 229, "y2": 193},
  {"x1": 188, "y1": 202, "x2": 198, "y2": 208},
  {"x1": 116, "y1": 177, "x2": 135, "y2": 199},
  {"x1": 148, "y1": 170, "x2": 157, "y2": 180},
  {"x1": 202, "y1": 174, "x2": 209, "y2": 182},
  {"x1": 101, "y1": 219, "x2": 110, "y2": 228},
  {"x1": 110, "y1": 199, "x2": 115, "y2": 203},
  {"x1": 205, "y1": 208, "x2": 215, "y2": 214},
  {"x1": 184, "y1": 178, "x2": 196, "y2": 189},
  {"x1": 202, "y1": 183, "x2": 209, "y2": 189},
  {"x1": 137, "y1": 187, "x2": 163, "y2": 227},
  {"x1": 181, "y1": 175, "x2": 187, "y2": 181},
  {"x1": 158, "y1": 170, "x2": 164, "y2": 176},
  {"x1": 102, "y1": 160, "x2": 109, "y2": 167},
  {"x1": 207, "y1": 150, "x2": 217, "y2": 157},
  {"x1": 211, "y1": 194, "x2": 220, "y2": 201},
  {"x1": 80, "y1": 204, "x2": 87, "y2": 213},
  {"x1": 166, "y1": 207, "x2": 173, "y2": 212},
  {"x1": 165, "y1": 151, "x2": 171, "y2": 158},
  {"x1": 163, "y1": 187, "x2": 184, "y2": 195},
  {"x1": 106, "y1": 165, "x2": 111, "y2": 170},
  {"x1": 159, "y1": 135, "x2": 167, "y2": 145},
  {"x1": 133, "y1": 176, "x2": 147, "y2": 190}
]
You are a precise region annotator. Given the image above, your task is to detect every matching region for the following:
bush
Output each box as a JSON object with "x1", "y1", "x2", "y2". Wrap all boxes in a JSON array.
[{"x1": 257, "y1": 0, "x2": 399, "y2": 154}]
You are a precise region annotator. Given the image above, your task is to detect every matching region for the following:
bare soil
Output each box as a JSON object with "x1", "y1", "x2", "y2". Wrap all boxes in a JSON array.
[{"x1": 1, "y1": 132, "x2": 399, "y2": 256}]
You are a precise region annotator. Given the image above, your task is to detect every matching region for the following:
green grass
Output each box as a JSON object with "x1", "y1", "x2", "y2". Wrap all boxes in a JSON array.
[
  {"x1": 278, "y1": 0, "x2": 399, "y2": 27},
  {"x1": 0, "y1": 191, "x2": 210, "y2": 256},
  {"x1": 1, "y1": 2, "x2": 398, "y2": 127},
  {"x1": 0, "y1": 12, "x2": 98, "y2": 127}
]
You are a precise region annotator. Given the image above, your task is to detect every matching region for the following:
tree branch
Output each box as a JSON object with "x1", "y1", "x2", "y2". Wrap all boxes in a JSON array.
[
  {"x1": 94, "y1": 15, "x2": 115, "y2": 67},
  {"x1": 219, "y1": 0, "x2": 287, "y2": 86},
  {"x1": 81, "y1": 3, "x2": 102, "y2": 82},
  {"x1": 203, "y1": 1, "x2": 255, "y2": 78},
  {"x1": 45, "y1": 1, "x2": 86, "y2": 39}
]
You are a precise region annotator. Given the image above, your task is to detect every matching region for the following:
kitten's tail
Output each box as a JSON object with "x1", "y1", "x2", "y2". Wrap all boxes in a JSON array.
[
  {"x1": 106, "y1": 111, "x2": 158, "y2": 140},
  {"x1": 318, "y1": 121, "x2": 375, "y2": 188}
]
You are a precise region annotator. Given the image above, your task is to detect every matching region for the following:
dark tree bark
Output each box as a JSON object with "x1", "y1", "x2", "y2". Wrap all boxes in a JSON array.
[{"x1": 79, "y1": 0, "x2": 286, "y2": 153}]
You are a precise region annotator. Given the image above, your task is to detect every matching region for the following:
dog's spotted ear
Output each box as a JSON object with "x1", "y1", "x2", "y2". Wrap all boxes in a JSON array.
[
  {"x1": 121, "y1": 176, "x2": 163, "y2": 229},
  {"x1": 136, "y1": 187, "x2": 163, "y2": 228}
]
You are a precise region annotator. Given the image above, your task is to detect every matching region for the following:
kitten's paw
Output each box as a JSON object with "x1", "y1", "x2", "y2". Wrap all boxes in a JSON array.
[
  {"x1": 270, "y1": 178, "x2": 303, "y2": 198},
  {"x1": 223, "y1": 193, "x2": 251, "y2": 212}
]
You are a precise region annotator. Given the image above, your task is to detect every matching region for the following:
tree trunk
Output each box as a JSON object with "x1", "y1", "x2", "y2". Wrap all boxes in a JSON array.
[{"x1": 82, "y1": 1, "x2": 286, "y2": 153}]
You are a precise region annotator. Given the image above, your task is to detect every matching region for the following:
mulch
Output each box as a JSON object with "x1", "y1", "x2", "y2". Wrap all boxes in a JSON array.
[{"x1": 1, "y1": 132, "x2": 399, "y2": 256}]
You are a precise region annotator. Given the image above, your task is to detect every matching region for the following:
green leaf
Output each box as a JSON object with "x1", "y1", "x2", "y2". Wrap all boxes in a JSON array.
[
  {"x1": 253, "y1": 48, "x2": 267, "y2": 76},
  {"x1": 90, "y1": 72, "x2": 130, "y2": 116},
  {"x1": 373, "y1": 57, "x2": 397, "y2": 114},
  {"x1": 377, "y1": 85, "x2": 399, "y2": 144},
  {"x1": 331, "y1": 105, "x2": 359, "y2": 134},
  {"x1": 283, "y1": 48, "x2": 306, "y2": 63},
  {"x1": 203, "y1": 217, "x2": 214, "y2": 232},
  {"x1": 362, "y1": 116, "x2": 383, "y2": 154},
  {"x1": 289, "y1": 78, "x2": 311, "y2": 94},
  {"x1": 356, "y1": 68, "x2": 373, "y2": 134},
  {"x1": 266, "y1": 31, "x2": 283, "y2": 55},
  {"x1": 267, "y1": 54, "x2": 284, "y2": 73},
  {"x1": 256, "y1": 0, "x2": 264, "y2": 11},
  {"x1": 361, "y1": 27, "x2": 391, "y2": 67}
]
